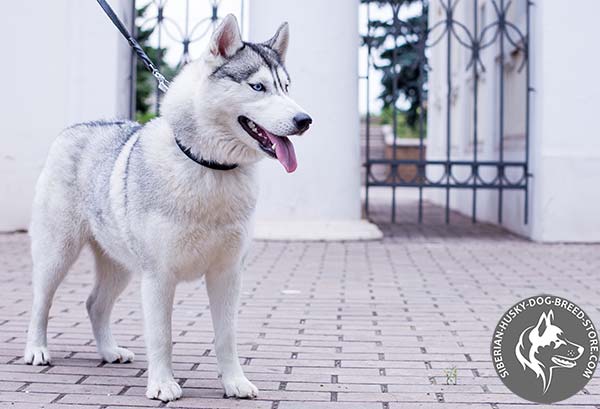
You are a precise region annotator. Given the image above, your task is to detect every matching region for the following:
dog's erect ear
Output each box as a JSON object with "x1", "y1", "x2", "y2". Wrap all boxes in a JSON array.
[
  {"x1": 210, "y1": 14, "x2": 243, "y2": 58},
  {"x1": 535, "y1": 312, "x2": 550, "y2": 337},
  {"x1": 265, "y1": 22, "x2": 289, "y2": 62}
]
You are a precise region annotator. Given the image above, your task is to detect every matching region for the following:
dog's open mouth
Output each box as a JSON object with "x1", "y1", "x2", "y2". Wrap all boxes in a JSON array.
[
  {"x1": 238, "y1": 116, "x2": 297, "y2": 173},
  {"x1": 551, "y1": 356, "x2": 577, "y2": 368}
]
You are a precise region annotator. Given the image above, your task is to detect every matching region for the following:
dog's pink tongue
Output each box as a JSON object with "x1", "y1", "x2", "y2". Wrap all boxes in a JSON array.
[{"x1": 265, "y1": 132, "x2": 297, "y2": 173}]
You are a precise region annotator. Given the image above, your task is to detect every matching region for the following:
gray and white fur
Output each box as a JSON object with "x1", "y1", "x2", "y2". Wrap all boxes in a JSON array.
[{"x1": 24, "y1": 15, "x2": 311, "y2": 402}]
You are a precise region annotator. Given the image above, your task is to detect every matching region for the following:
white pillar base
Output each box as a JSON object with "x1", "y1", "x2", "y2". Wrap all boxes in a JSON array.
[{"x1": 254, "y1": 220, "x2": 383, "y2": 241}]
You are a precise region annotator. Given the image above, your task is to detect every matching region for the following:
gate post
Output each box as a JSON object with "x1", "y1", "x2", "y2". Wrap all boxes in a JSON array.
[{"x1": 249, "y1": 0, "x2": 381, "y2": 240}]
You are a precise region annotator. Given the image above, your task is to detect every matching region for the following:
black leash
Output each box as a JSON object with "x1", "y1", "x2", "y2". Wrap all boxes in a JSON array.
[
  {"x1": 96, "y1": 0, "x2": 239, "y2": 171},
  {"x1": 96, "y1": 0, "x2": 170, "y2": 93}
]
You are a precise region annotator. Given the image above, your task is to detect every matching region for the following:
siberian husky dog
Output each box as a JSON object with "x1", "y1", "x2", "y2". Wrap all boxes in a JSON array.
[{"x1": 23, "y1": 15, "x2": 311, "y2": 402}]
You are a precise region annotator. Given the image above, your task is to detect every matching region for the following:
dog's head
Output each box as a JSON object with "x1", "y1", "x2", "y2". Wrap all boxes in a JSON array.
[
  {"x1": 161, "y1": 15, "x2": 311, "y2": 173},
  {"x1": 515, "y1": 310, "x2": 584, "y2": 393}
]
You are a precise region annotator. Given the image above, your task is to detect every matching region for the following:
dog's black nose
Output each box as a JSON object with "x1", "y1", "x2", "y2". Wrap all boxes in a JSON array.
[{"x1": 294, "y1": 113, "x2": 312, "y2": 132}]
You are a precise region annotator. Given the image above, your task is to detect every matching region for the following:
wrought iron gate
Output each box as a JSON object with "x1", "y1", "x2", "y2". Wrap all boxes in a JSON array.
[
  {"x1": 362, "y1": 0, "x2": 531, "y2": 224},
  {"x1": 130, "y1": 0, "x2": 244, "y2": 119}
]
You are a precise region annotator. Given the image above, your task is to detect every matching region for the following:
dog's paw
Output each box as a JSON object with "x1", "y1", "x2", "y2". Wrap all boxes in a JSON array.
[
  {"x1": 100, "y1": 347, "x2": 135, "y2": 363},
  {"x1": 222, "y1": 376, "x2": 259, "y2": 399},
  {"x1": 24, "y1": 345, "x2": 51, "y2": 366},
  {"x1": 146, "y1": 379, "x2": 182, "y2": 402}
]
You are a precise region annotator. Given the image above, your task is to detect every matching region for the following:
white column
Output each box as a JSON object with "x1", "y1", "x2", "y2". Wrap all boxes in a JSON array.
[
  {"x1": 527, "y1": 0, "x2": 600, "y2": 242},
  {"x1": 249, "y1": 0, "x2": 380, "y2": 240},
  {"x1": 0, "y1": 0, "x2": 133, "y2": 231}
]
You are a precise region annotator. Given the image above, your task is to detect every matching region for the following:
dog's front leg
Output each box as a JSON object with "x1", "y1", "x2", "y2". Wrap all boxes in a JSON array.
[
  {"x1": 206, "y1": 267, "x2": 258, "y2": 398},
  {"x1": 141, "y1": 275, "x2": 182, "y2": 402}
]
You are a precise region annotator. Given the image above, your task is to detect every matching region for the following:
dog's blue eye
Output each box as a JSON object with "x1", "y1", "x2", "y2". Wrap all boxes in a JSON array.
[{"x1": 250, "y1": 83, "x2": 265, "y2": 92}]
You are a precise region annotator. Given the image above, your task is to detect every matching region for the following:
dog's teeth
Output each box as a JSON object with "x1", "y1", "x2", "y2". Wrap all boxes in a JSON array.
[{"x1": 272, "y1": 144, "x2": 277, "y2": 149}]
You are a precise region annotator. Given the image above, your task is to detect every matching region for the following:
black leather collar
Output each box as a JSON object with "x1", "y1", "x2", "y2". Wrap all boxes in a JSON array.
[{"x1": 175, "y1": 138, "x2": 238, "y2": 171}]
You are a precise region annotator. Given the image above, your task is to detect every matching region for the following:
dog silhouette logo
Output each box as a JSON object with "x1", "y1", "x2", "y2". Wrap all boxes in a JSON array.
[
  {"x1": 515, "y1": 310, "x2": 584, "y2": 393},
  {"x1": 491, "y1": 295, "x2": 598, "y2": 403}
]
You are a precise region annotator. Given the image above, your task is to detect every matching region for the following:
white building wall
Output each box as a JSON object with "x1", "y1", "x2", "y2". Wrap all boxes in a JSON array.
[
  {"x1": 427, "y1": 0, "x2": 600, "y2": 242},
  {"x1": 0, "y1": 1, "x2": 132, "y2": 231},
  {"x1": 249, "y1": 0, "x2": 362, "y2": 222}
]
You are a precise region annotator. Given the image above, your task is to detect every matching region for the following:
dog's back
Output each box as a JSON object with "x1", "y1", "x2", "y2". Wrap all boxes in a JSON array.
[
  {"x1": 33, "y1": 121, "x2": 137, "y2": 221},
  {"x1": 30, "y1": 120, "x2": 141, "y2": 244}
]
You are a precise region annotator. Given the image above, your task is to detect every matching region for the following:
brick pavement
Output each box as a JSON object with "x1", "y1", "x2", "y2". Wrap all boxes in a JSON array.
[{"x1": 1, "y1": 200, "x2": 599, "y2": 409}]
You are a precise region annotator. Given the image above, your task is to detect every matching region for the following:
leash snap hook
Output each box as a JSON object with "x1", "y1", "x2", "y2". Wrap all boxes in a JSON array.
[{"x1": 151, "y1": 70, "x2": 170, "y2": 92}]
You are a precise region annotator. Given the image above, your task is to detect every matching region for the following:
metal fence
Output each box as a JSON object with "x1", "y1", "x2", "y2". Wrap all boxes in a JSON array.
[{"x1": 362, "y1": 0, "x2": 531, "y2": 224}]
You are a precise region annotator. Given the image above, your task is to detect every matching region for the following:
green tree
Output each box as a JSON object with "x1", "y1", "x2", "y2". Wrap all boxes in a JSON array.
[{"x1": 363, "y1": 0, "x2": 428, "y2": 130}]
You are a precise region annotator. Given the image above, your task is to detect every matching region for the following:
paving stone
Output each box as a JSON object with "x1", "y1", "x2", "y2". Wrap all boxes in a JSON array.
[{"x1": 0, "y1": 200, "x2": 599, "y2": 407}]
